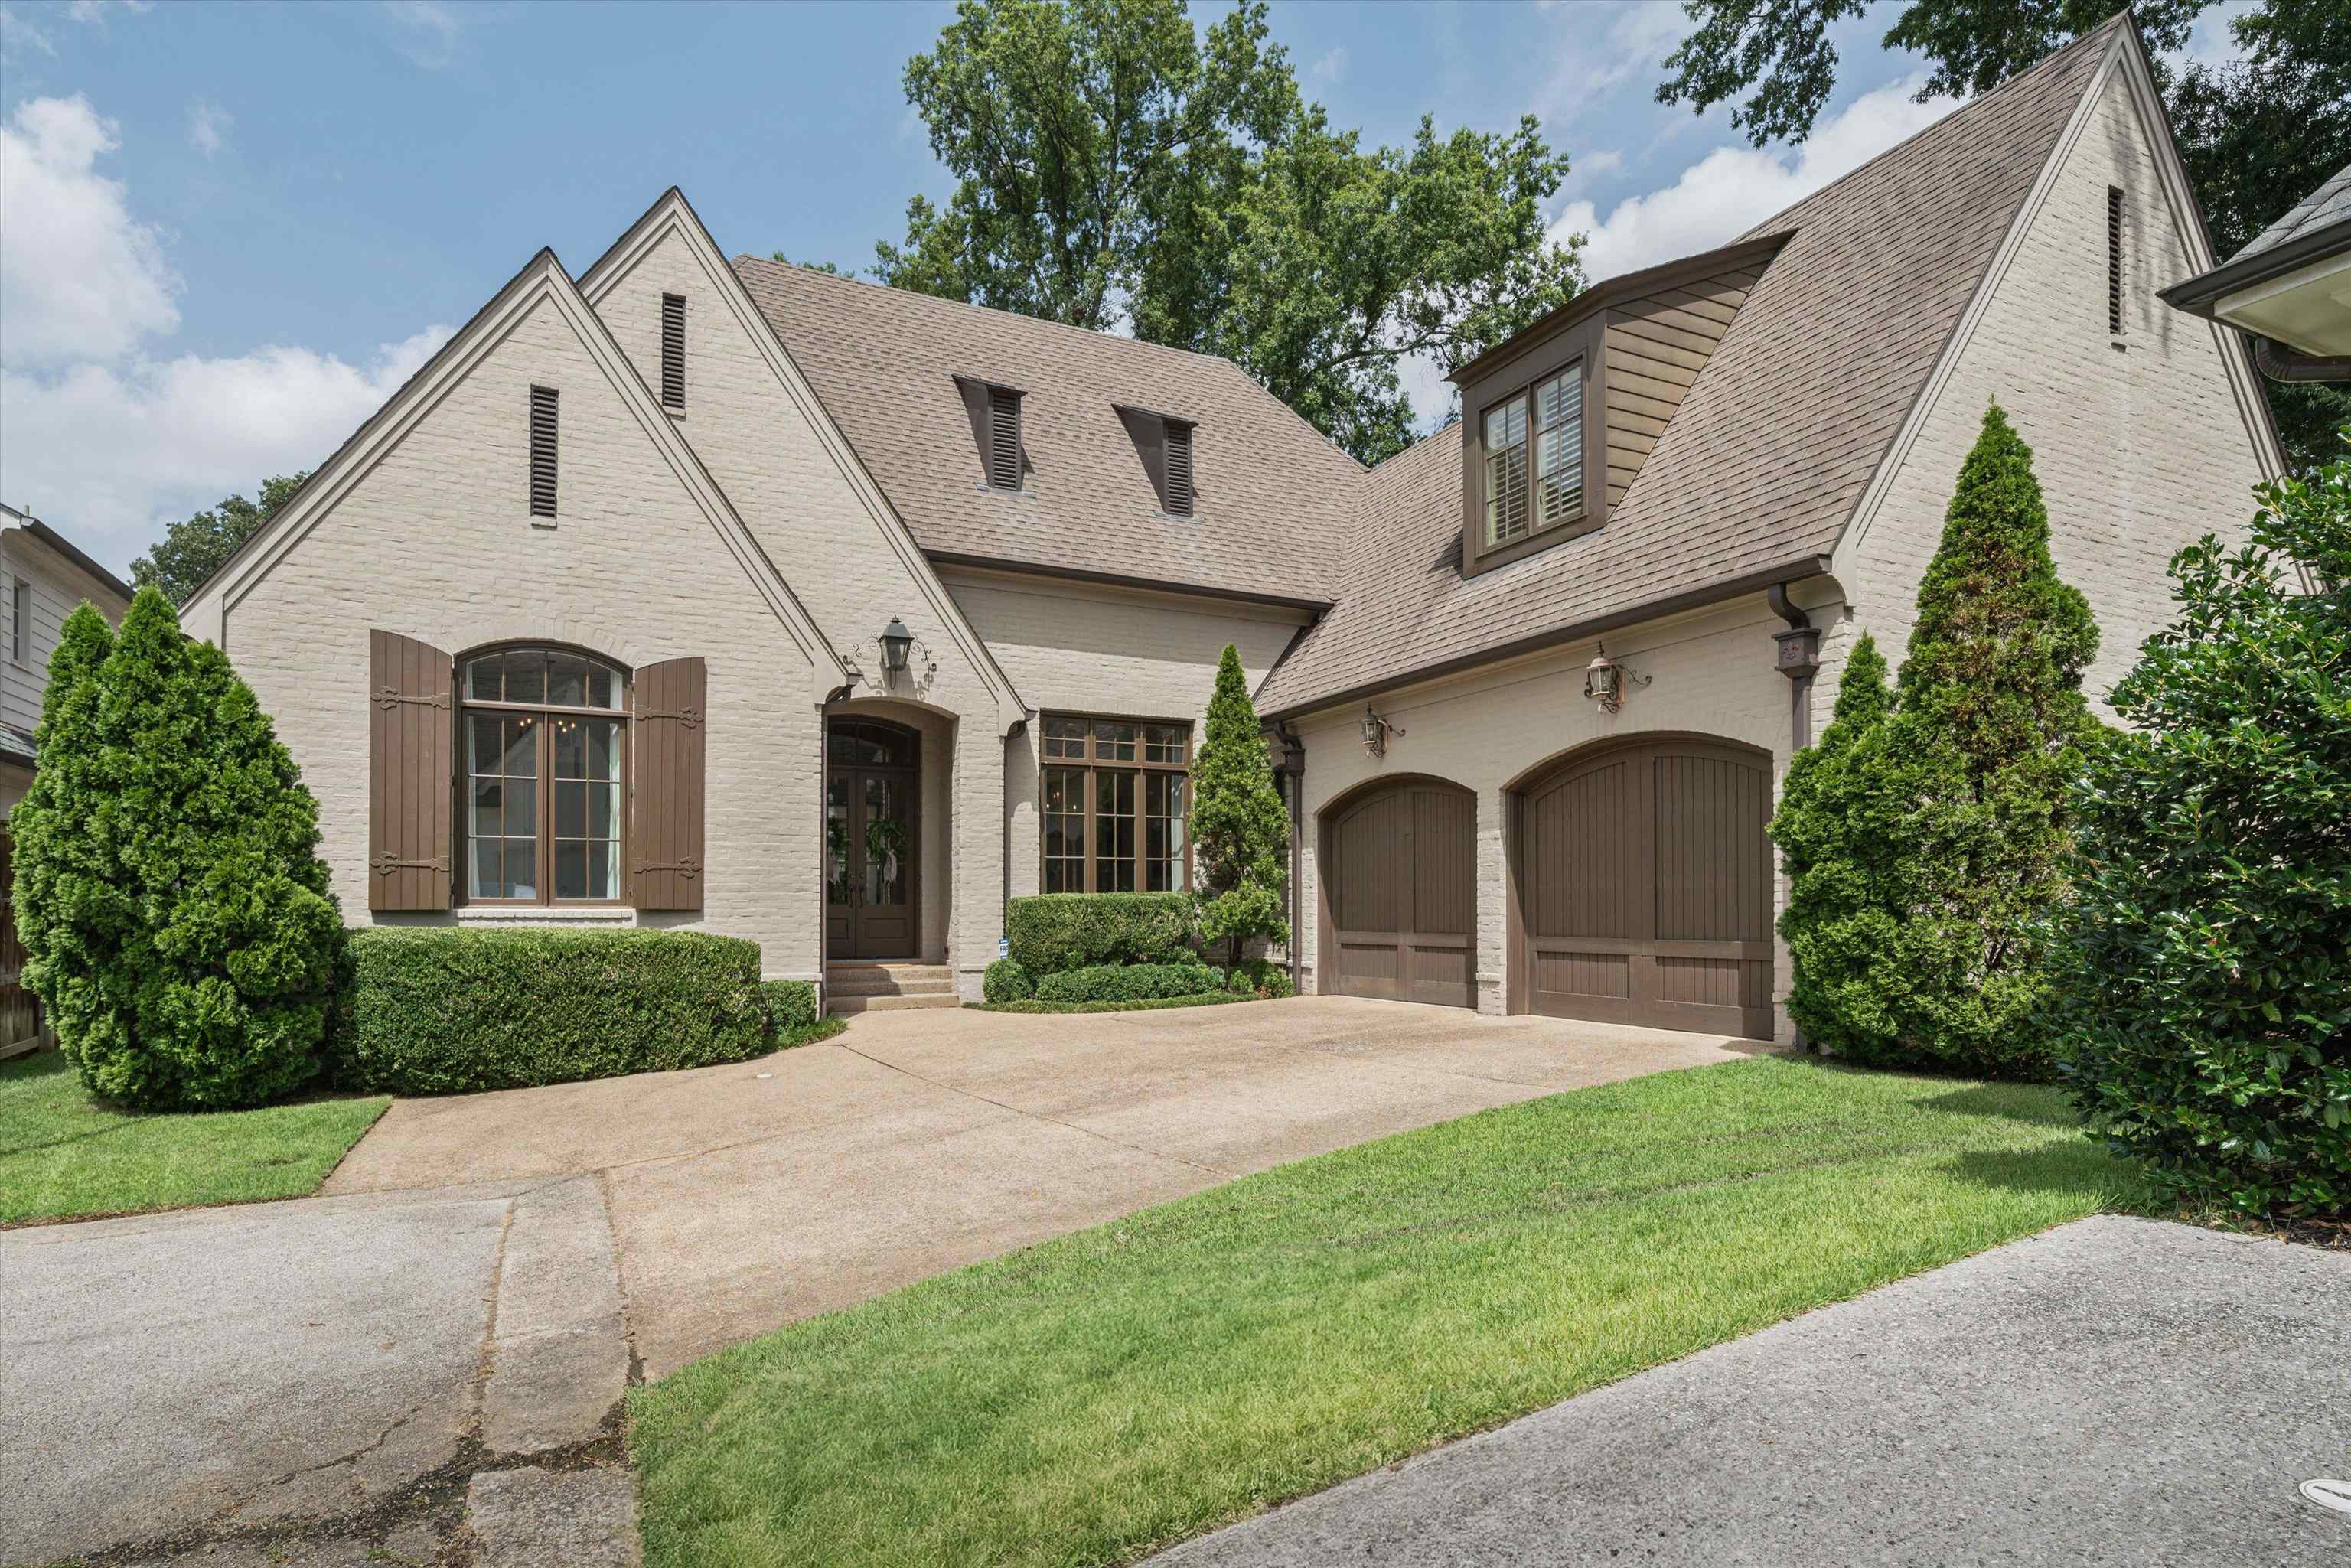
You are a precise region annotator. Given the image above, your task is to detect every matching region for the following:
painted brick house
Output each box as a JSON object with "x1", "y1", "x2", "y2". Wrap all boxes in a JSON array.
[{"x1": 180, "y1": 15, "x2": 2275, "y2": 1035}]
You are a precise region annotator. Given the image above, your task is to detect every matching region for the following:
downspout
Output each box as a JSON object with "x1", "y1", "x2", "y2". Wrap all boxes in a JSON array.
[
  {"x1": 2255, "y1": 338, "x2": 2351, "y2": 383},
  {"x1": 1272, "y1": 719, "x2": 1306, "y2": 995},
  {"x1": 1765, "y1": 583, "x2": 1821, "y2": 751},
  {"x1": 820, "y1": 683, "x2": 853, "y2": 1012},
  {"x1": 1001, "y1": 716, "x2": 1026, "y2": 948},
  {"x1": 1764, "y1": 585, "x2": 1821, "y2": 1055}
]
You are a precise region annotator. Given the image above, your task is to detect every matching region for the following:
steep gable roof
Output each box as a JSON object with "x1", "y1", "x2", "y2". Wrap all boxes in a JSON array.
[
  {"x1": 730, "y1": 258, "x2": 1361, "y2": 605},
  {"x1": 1254, "y1": 13, "x2": 2124, "y2": 717}
]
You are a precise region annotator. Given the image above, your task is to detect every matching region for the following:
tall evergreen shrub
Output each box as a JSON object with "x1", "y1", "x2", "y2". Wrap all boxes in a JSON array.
[
  {"x1": 2053, "y1": 448, "x2": 2349, "y2": 1214},
  {"x1": 1769, "y1": 405, "x2": 2100, "y2": 1077},
  {"x1": 1190, "y1": 644, "x2": 1290, "y2": 971},
  {"x1": 15, "y1": 590, "x2": 343, "y2": 1108}
]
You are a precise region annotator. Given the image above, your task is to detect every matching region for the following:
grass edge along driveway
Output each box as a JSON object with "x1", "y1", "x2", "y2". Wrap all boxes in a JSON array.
[
  {"x1": 631, "y1": 1053, "x2": 2147, "y2": 1568},
  {"x1": 0, "y1": 1050, "x2": 389, "y2": 1226}
]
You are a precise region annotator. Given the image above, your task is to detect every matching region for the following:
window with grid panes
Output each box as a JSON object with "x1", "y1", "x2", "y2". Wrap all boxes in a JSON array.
[
  {"x1": 461, "y1": 647, "x2": 626, "y2": 904},
  {"x1": 1038, "y1": 716, "x2": 1190, "y2": 892}
]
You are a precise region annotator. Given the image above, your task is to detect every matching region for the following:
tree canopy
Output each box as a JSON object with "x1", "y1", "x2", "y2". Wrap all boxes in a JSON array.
[
  {"x1": 864, "y1": 0, "x2": 1583, "y2": 462},
  {"x1": 129, "y1": 471, "x2": 308, "y2": 606},
  {"x1": 1655, "y1": 0, "x2": 2350, "y2": 469}
]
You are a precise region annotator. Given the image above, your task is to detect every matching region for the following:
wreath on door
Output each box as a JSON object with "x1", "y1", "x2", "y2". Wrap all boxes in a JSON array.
[{"x1": 864, "y1": 817, "x2": 910, "y2": 895}]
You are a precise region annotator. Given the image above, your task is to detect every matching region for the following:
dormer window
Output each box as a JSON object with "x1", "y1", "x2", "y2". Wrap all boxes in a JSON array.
[
  {"x1": 956, "y1": 376, "x2": 1026, "y2": 491},
  {"x1": 1115, "y1": 404, "x2": 1199, "y2": 517},
  {"x1": 1482, "y1": 363, "x2": 1583, "y2": 549}
]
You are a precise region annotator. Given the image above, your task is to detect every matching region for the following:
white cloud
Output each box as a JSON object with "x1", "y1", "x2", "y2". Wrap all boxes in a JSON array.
[
  {"x1": 0, "y1": 94, "x2": 452, "y2": 574},
  {"x1": 2178, "y1": 0, "x2": 2260, "y2": 73},
  {"x1": 1310, "y1": 46, "x2": 1347, "y2": 86},
  {"x1": 1534, "y1": 1, "x2": 1687, "y2": 125},
  {"x1": 381, "y1": 0, "x2": 466, "y2": 69},
  {"x1": 1, "y1": 328, "x2": 452, "y2": 573},
  {"x1": 0, "y1": 4, "x2": 55, "y2": 59},
  {"x1": 67, "y1": 0, "x2": 154, "y2": 22},
  {"x1": 0, "y1": 96, "x2": 180, "y2": 366},
  {"x1": 186, "y1": 99, "x2": 230, "y2": 157},
  {"x1": 1547, "y1": 74, "x2": 1959, "y2": 281},
  {"x1": 1397, "y1": 350, "x2": 1455, "y2": 432}
]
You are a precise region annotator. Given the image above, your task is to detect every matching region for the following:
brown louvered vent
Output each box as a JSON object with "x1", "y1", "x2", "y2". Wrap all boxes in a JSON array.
[
  {"x1": 660, "y1": 293, "x2": 686, "y2": 409},
  {"x1": 1163, "y1": 420, "x2": 1195, "y2": 516},
  {"x1": 2107, "y1": 186, "x2": 2124, "y2": 336},
  {"x1": 986, "y1": 385, "x2": 1022, "y2": 489},
  {"x1": 528, "y1": 386, "x2": 558, "y2": 518}
]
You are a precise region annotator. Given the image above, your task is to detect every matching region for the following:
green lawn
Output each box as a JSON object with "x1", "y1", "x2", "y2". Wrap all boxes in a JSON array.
[
  {"x1": 0, "y1": 1050, "x2": 389, "y2": 1226},
  {"x1": 631, "y1": 1053, "x2": 2145, "y2": 1568}
]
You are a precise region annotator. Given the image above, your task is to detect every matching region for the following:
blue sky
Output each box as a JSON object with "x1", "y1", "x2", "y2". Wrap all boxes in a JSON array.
[{"x1": 0, "y1": 0, "x2": 2255, "y2": 574}]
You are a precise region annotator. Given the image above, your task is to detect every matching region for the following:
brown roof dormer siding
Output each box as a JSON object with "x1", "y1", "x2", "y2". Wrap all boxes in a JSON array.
[{"x1": 1451, "y1": 234, "x2": 1786, "y2": 578}]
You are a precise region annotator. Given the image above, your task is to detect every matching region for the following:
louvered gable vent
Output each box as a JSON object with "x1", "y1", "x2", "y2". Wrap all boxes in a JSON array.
[
  {"x1": 986, "y1": 384, "x2": 1022, "y2": 489},
  {"x1": 528, "y1": 385, "x2": 558, "y2": 518},
  {"x1": 2106, "y1": 186, "x2": 2124, "y2": 336},
  {"x1": 660, "y1": 292, "x2": 686, "y2": 409},
  {"x1": 1163, "y1": 420, "x2": 1195, "y2": 516}
]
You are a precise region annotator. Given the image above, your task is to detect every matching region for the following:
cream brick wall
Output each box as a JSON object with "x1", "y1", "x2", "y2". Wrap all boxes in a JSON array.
[
  {"x1": 1821, "y1": 64, "x2": 2272, "y2": 723},
  {"x1": 585, "y1": 218, "x2": 1011, "y2": 995},
  {"x1": 944, "y1": 566, "x2": 1310, "y2": 901},
  {"x1": 1291, "y1": 595, "x2": 1797, "y2": 1029},
  {"x1": 212, "y1": 291, "x2": 827, "y2": 980}
]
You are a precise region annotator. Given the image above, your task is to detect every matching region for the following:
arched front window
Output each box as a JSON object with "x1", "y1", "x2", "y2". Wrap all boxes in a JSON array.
[{"x1": 461, "y1": 646, "x2": 628, "y2": 904}]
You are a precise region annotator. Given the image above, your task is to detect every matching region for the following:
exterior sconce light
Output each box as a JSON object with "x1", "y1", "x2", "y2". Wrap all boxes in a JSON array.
[
  {"x1": 877, "y1": 618, "x2": 914, "y2": 676},
  {"x1": 1361, "y1": 707, "x2": 1404, "y2": 757},
  {"x1": 1584, "y1": 644, "x2": 1650, "y2": 716}
]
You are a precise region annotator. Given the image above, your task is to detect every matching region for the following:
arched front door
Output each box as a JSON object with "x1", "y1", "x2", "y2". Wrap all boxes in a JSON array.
[
  {"x1": 1515, "y1": 736, "x2": 1773, "y2": 1038},
  {"x1": 827, "y1": 718, "x2": 919, "y2": 960},
  {"x1": 1320, "y1": 777, "x2": 1476, "y2": 1009}
]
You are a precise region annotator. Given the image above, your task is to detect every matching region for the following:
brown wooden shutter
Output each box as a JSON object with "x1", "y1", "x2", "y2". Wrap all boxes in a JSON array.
[
  {"x1": 1163, "y1": 420, "x2": 1195, "y2": 515},
  {"x1": 369, "y1": 630, "x2": 455, "y2": 911},
  {"x1": 630, "y1": 657, "x2": 706, "y2": 910},
  {"x1": 986, "y1": 386, "x2": 1022, "y2": 489}
]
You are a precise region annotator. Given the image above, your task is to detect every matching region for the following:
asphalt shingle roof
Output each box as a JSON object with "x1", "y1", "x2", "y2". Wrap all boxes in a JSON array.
[{"x1": 2229, "y1": 161, "x2": 2351, "y2": 266}]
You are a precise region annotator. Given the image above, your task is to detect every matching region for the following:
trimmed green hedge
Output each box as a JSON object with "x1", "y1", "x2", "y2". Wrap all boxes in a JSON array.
[
  {"x1": 974, "y1": 992, "x2": 1254, "y2": 1015},
  {"x1": 983, "y1": 958, "x2": 1035, "y2": 1003},
  {"x1": 337, "y1": 928, "x2": 768, "y2": 1095},
  {"x1": 761, "y1": 980, "x2": 817, "y2": 1033},
  {"x1": 1034, "y1": 960, "x2": 1224, "y2": 1005},
  {"x1": 1006, "y1": 894, "x2": 1196, "y2": 974}
]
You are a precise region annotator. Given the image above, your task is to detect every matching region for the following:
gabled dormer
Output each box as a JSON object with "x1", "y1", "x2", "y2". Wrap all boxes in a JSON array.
[{"x1": 1449, "y1": 233, "x2": 1787, "y2": 576}]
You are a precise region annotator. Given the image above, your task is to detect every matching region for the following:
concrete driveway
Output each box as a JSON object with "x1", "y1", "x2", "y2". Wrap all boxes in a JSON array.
[
  {"x1": 1154, "y1": 1216, "x2": 2351, "y2": 1567},
  {"x1": 326, "y1": 996, "x2": 1762, "y2": 1377},
  {"x1": 4, "y1": 997, "x2": 1751, "y2": 1563}
]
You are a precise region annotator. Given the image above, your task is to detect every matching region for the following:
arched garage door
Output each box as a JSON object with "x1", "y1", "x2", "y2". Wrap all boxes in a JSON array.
[
  {"x1": 1516, "y1": 737, "x2": 1773, "y2": 1039},
  {"x1": 1322, "y1": 778, "x2": 1476, "y2": 1009}
]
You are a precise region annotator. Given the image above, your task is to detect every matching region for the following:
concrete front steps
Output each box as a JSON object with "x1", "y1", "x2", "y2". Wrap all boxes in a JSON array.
[{"x1": 827, "y1": 962, "x2": 960, "y2": 1015}]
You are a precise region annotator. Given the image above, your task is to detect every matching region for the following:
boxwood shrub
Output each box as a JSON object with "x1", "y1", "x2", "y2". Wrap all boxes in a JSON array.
[
  {"x1": 983, "y1": 957, "x2": 1035, "y2": 1003},
  {"x1": 336, "y1": 927, "x2": 768, "y2": 1095},
  {"x1": 761, "y1": 979, "x2": 818, "y2": 1034},
  {"x1": 1225, "y1": 958, "x2": 1295, "y2": 999},
  {"x1": 1033, "y1": 960, "x2": 1224, "y2": 1005},
  {"x1": 1006, "y1": 893, "x2": 1196, "y2": 974}
]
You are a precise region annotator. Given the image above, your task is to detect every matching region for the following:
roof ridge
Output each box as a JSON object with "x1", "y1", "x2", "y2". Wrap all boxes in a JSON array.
[{"x1": 1736, "y1": 9, "x2": 2126, "y2": 245}]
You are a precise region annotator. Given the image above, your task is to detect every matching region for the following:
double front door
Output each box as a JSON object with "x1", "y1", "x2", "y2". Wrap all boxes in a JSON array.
[{"x1": 826, "y1": 719, "x2": 919, "y2": 960}]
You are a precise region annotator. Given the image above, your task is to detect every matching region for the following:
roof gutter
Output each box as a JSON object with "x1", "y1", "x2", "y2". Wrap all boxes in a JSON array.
[
  {"x1": 925, "y1": 551, "x2": 1332, "y2": 614},
  {"x1": 2254, "y1": 338, "x2": 2351, "y2": 383},
  {"x1": 1263, "y1": 554, "x2": 1835, "y2": 724},
  {"x1": 2157, "y1": 213, "x2": 2351, "y2": 318},
  {"x1": 13, "y1": 518, "x2": 134, "y2": 604}
]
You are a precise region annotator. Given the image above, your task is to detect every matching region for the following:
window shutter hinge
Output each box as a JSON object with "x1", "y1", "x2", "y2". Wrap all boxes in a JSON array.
[
  {"x1": 372, "y1": 851, "x2": 449, "y2": 875},
  {"x1": 638, "y1": 705, "x2": 702, "y2": 728},
  {"x1": 634, "y1": 856, "x2": 701, "y2": 879},
  {"x1": 376, "y1": 686, "x2": 451, "y2": 711}
]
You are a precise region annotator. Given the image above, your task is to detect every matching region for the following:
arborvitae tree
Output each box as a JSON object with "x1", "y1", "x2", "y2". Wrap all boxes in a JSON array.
[
  {"x1": 1774, "y1": 405, "x2": 2101, "y2": 1078},
  {"x1": 2053, "y1": 445, "x2": 2349, "y2": 1215},
  {"x1": 1190, "y1": 643, "x2": 1290, "y2": 972},
  {"x1": 16, "y1": 588, "x2": 343, "y2": 1108}
]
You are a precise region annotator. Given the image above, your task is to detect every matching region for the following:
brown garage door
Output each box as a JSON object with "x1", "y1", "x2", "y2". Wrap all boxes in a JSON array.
[
  {"x1": 1322, "y1": 778, "x2": 1476, "y2": 1009},
  {"x1": 1516, "y1": 737, "x2": 1773, "y2": 1039}
]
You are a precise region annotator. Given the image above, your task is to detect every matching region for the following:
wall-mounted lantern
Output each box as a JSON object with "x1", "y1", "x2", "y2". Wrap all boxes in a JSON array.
[
  {"x1": 1360, "y1": 707, "x2": 1404, "y2": 757},
  {"x1": 1583, "y1": 643, "x2": 1650, "y2": 716},
  {"x1": 877, "y1": 618, "x2": 914, "y2": 676}
]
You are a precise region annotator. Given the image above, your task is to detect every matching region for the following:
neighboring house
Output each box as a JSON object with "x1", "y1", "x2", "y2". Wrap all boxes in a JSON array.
[
  {"x1": 178, "y1": 14, "x2": 2274, "y2": 1036},
  {"x1": 0, "y1": 503, "x2": 135, "y2": 1054},
  {"x1": 2160, "y1": 160, "x2": 2351, "y2": 371}
]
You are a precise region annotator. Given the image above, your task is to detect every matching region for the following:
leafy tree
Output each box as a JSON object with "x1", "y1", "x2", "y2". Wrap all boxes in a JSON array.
[
  {"x1": 1769, "y1": 406, "x2": 2100, "y2": 1077},
  {"x1": 2052, "y1": 445, "x2": 2349, "y2": 1215},
  {"x1": 129, "y1": 471, "x2": 308, "y2": 606},
  {"x1": 1189, "y1": 643, "x2": 1290, "y2": 971},
  {"x1": 1655, "y1": 0, "x2": 2351, "y2": 470},
  {"x1": 15, "y1": 589, "x2": 343, "y2": 1109},
  {"x1": 870, "y1": 0, "x2": 1583, "y2": 462}
]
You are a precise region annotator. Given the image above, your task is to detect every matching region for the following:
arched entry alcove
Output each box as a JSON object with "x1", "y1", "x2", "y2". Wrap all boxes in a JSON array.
[{"x1": 826, "y1": 715, "x2": 921, "y2": 959}]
